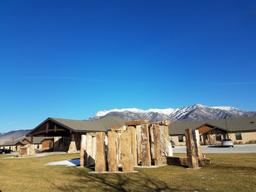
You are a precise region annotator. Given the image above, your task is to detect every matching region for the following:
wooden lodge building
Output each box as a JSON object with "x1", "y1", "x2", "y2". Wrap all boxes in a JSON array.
[
  {"x1": 26, "y1": 115, "x2": 126, "y2": 153},
  {"x1": 169, "y1": 117, "x2": 256, "y2": 146}
]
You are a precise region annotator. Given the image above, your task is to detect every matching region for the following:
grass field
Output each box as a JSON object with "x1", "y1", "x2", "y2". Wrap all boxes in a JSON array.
[{"x1": 0, "y1": 153, "x2": 255, "y2": 192}]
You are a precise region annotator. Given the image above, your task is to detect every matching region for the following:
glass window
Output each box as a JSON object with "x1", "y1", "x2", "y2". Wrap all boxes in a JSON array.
[
  {"x1": 178, "y1": 135, "x2": 184, "y2": 142},
  {"x1": 216, "y1": 134, "x2": 222, "y2": 141},
  {"x1": 235, "y1": 133, "x2": 242, "y2": 140}
]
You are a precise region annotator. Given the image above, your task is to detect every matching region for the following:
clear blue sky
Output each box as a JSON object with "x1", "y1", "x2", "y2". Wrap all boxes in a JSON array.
[{"x1": 0, "y1": 0, "x2": 256, "y2": 132}]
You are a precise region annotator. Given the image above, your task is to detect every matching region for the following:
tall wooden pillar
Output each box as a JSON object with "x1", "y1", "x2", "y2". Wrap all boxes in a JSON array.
[
  {"x1": 108, "y1": 131, "x2": 118, "y2": 172},
  {"x1": 120, "y1": 128, "x2": 134, "y2": 172},
  {"x1": 136, "y1": 125, "x2": 142, "y2": 165},
  {"x1": 194, "y1": 130, "x2": 203, "y2": 160},
  {"x1": 153, "y1": 124, "x2": 161, "y2": 165},
  {"x1": 185, "y1": 129, "x2": 199, "y2": 168},
  {"x1": 95, "y1": 132, "x2": 106, "y2": 172},
  {"x1": 141, "y1": 124, "x2": 151, "y2": 166},
  {"x1": 129, "y1": 126, "x2": 137, "y2": 166},
  {"x1": 80, "y1": 134, "x2": 87, "y2": 167}
]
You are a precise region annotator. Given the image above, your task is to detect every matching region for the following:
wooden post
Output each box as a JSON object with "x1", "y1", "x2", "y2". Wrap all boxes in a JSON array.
[
  {"x1": 129, "y1": 126, "x2": 137, "y2": 166},
  {"x1": 157, "y1": 125, "x2": 168, "y2": 165},
  {"x1": 80, "y1": 134, "x2": 87, "y2": 167},
  {"x1": 149, "y1": 124, "x2": 155, "y2": 162},
  {"x1": 136, "y1": 125, "x2": 142, "y2": 165},
  {"x1": 86, "y1": 133, "x2": 94, "y2": 166},
  {"x1": 120, "y1": 128, "x2": 134, "y2": 172},
  {"x1": 152, "y1": 124, "x2": 168, "y2": 166},
  {"x1": 153, "y1": 124, "x2": 161, "y2": 166},
  {"x1": 95, "y1": 132, "x2": 106, "y2": 172},
  {"x1": 107, "y1": 131, "x2": 118, "y2": 172},
  {"x1": 185, "y1": 129, "x2": 199, "y2": 168},
  {"x1": 140, "y1": 124, "x2": 151, "y2": 166},
  {"x1": 193, "y1": 130, "x2": 203, "y2": 160}
]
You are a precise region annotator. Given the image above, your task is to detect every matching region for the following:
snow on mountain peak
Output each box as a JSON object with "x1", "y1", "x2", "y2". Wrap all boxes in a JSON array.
[
  {"x1": 95, "y1": 108, "x2": 175, "y2": 117},
  {"x1": 210, "y1": 106, "x2": 239, "y2": 111},
  {"x1": 95, "y1": 108, "x2": 143, "y2": 117},
  {"x1": 93, "y1": 104, "x2": 256, "y2": 121}
]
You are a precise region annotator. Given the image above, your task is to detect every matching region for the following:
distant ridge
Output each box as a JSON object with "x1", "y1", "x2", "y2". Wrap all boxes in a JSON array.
[
  {"x1": 94, "y1": 104, "x2": 256, "y2": 122},
  {"x1": 0, "y1": 130, "x2": 30, "y2": 145}
]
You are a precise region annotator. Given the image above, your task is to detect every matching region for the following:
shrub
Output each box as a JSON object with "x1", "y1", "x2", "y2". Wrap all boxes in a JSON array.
[
  {"x1": 234, "y1": 141, "x2": 243, "y2": 145},
  {"x1": 245, "y1": 140, "x2": 256, "y2": 144}
]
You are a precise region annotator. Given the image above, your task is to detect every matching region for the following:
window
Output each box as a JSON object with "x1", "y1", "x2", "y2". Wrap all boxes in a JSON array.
[
  {"x1": 216, "y1": 134, "x2": 222, "y2": 141},
  {"x1": 178, "y1": 135, "x2": 184, "y2": 142},
  {"x1": 235, "y1": 133, "x2": 242, "y2": 140}
]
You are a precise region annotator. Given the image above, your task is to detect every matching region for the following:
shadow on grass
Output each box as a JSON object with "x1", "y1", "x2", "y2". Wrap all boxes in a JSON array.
[{"x1": 47, "y1": 168, "x2": 191, "y2": 192}]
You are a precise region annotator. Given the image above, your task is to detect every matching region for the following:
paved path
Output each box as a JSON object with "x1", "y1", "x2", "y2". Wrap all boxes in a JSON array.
[
  {"x1": 173, "y1": 144, "x2": 256, "y2": 153},
  {"x1": 2, "y1": 152, "x2": 78, "y2": 159}
]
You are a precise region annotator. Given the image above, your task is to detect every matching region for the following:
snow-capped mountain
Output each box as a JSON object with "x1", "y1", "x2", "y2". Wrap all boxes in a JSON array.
[
  {"x1": 94, "y1": 104, "x2": 256, "y2": 122},
  {"x1": 96, "y1": 108, "x2": 175, "y2": 117}
]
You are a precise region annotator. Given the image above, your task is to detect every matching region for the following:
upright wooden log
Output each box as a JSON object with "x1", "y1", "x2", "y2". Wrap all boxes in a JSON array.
[
  {"x1": 129, "y1": 126, "x2": 137, "y2": 166},
  {"x1": 149, "y1": 125, "x2": 155, "y2": 161},
  {"x1": 107, "y1": 131, "x2": 118, "y2": 172},
  {"x1": 140, "y1": 124, "x2": 151, "y2": 166},
  {"x1": 95, "y1": 132, "x2": 106, "y2": 172},
  {"x1": 194, "y1": 130, "x2": 203, "y2": 160},
  {"x1": 185, "y1": 129, "x2": 199, "y2": 168},
  {"x1": 120, "y1": 128, "x2": 134, "y2": 172},
  {"x1": 80, "y1": 134, "x2": 87, "y2": 167},
  {"x1": 159, "y1": 125, "x2": 169, "y2": 164},
  {"x1": 136, "y1": 125, "x2": 142, "y2": 165},
  {"x1": 86, "y1": 133, "x2": 94, "y2": 166},
  {"x1": 153, "y1": 124, "x2": 161, "y2": 166}
]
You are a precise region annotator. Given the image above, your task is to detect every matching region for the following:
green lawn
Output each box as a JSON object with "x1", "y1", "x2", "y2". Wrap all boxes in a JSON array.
[{"x1": 0, "y1": 153, "x2": 255, "y2": 192}]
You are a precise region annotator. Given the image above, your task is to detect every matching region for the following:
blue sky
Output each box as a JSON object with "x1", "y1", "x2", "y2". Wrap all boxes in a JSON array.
[{"x1": 0, "y1": 0, "x2": 256, "y2": 132}]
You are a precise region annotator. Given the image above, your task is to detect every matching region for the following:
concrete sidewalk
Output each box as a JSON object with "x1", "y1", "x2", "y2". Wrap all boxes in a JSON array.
[{"x1": 173, "y1": 144, "x2": 256, "y2": 153}]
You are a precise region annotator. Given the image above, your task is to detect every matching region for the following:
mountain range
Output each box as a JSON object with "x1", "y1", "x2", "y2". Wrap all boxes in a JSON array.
[
  {"x1": 1, "y1": 104, "x2": 256, "y2": 144},
  {"x1": 0, "y1": 130, "x2": 30, "y2": 145},
  {"x1": 94, "y1": 104, "x2": 256, "y2": 122}
]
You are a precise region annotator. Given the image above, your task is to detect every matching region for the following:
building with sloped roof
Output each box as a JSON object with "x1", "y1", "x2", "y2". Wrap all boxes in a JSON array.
[
  {"x1": 26, "y1": 115, "x2": 127, "y2": 153},
  {"x1": 0, "y1": 136, "x2": 54, "y2": 152},
  {"x1": 169, "y1": 117, "x2": 256, "y2": 145}
]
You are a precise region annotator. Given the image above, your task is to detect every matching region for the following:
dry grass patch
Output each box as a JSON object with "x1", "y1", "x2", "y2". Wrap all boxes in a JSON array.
[{"x1": 0, "y1": 153, "x2": 255, "y2": 192}]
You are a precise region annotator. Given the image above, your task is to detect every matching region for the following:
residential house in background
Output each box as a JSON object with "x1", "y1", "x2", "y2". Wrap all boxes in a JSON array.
[
  {"x1": 169, "y1": 117, "x2": 256, "y2": 146},
  {"x1": 0, "y1": 136, "x2": 54, "y2": 152}
]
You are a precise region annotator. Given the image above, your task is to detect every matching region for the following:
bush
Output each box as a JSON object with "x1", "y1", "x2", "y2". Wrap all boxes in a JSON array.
[
  {"x1": 245, "y1": 140, "x2": 256, "y2": 144},
  {"x1": 234, "y1": 141, "x2": 243, "y2": 145}
]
